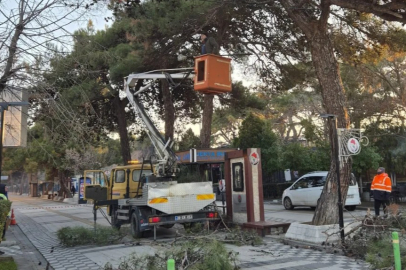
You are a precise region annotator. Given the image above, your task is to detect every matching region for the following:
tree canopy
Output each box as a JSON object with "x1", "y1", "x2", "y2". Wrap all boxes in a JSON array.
[{"x1": 4, "y1": 0, "x2": 406, "y2": 225}]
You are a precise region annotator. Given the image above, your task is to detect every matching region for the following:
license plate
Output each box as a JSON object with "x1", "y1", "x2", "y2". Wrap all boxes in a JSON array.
[
  {"x1": 175, "y1": 215, "x2": 193, "y2": 221},
  {"x1": 347, "y1": 194, "x2": 354, "y2": 198}
]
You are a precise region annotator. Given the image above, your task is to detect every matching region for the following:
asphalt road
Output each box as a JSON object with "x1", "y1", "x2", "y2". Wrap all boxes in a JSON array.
[{"x1": 263, "y1": 203, "x2": 367, "y2": 224}]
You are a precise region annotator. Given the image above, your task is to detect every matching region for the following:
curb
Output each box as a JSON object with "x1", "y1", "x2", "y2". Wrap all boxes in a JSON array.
[
  {"x1": 267, "y1": 200, "x2": 374, "y2": 211},
  {"x1": 0, "y1": 240, "x2": 17, "y2": 247},
  {"x1": 266, "y1": 234, "x2": 347, "y2": 256}
]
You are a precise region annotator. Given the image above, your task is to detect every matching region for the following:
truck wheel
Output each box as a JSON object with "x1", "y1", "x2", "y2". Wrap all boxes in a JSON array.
[
  {"x1": 131, "y1": 211, "x2": 142, "y2": 238},
  {"x1": 111, "y1": 207, "x2": 121, "y2": 230}
]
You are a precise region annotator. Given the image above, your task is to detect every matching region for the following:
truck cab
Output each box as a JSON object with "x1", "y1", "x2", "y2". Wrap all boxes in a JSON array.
[
  {"x1": 109, "y1": 163, "x2": 154, "y2": 200},
  {"x1": 83, "y1": 161, "x2": 154, "y2": 216}
]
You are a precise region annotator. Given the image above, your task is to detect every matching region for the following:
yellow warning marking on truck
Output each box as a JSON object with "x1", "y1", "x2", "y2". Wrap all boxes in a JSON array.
[
  {"x1": 196, "y1": 194, "x2": 215, "y2": 200},
  {"x1": 149, "y1": 198, "x2": 168, "y2": 204}
]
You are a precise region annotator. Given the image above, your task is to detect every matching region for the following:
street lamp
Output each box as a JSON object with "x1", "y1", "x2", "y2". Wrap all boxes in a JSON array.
[
  {"x1": 320, "y1": 113, "x2": 345, "y2": 244},
  {"x1": 0, "y1": 102, "x2": 30, "y2": 181}
]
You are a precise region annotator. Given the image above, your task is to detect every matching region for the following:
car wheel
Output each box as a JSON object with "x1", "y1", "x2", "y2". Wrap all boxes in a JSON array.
[
  {"x1": 284, "y1": 197, "x2": 294, "y2": 210},
  {"x1": 131, "y1": 211, "x2": 142, "y2": 238},
  {"x1": 345, "y1": 205, "x2": 356, "y2": 211}
]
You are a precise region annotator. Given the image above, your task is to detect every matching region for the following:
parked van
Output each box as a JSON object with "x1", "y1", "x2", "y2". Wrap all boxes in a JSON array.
[{"x1": 282, "y1": 171, "x2": 361, "y2": 211}]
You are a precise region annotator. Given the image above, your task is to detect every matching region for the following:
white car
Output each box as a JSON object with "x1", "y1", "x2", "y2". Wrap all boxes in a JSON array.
[{"x1": 282, "y1": 171, "x2": 361, "y2": 211}]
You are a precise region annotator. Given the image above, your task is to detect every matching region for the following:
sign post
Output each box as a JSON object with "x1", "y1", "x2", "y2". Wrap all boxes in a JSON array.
[{"x1": 320, "y1": 114, "x2": 368, "y2": 244}]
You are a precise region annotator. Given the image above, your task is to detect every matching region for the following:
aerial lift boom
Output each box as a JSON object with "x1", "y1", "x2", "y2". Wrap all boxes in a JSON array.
[{"x1": 124, "y1": 69, "x2": 194, "y2": 177}]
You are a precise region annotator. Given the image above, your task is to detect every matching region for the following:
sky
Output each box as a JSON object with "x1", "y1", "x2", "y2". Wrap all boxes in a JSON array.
[{"x1": 1, "y1": 0, "x2": 258, "y2": 145}]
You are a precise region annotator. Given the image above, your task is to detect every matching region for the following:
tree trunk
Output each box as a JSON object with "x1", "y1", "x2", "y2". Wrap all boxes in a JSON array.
[
  {"x1": 58, "y1": 170, "x2": 71, "y2": 198},
  {"x1": 312, "y1": 119, "x2": 351, "y2": 225},
  {"x1": 279, "y1": 0, "x2": 351, "y2": 225},
  {"x1": 161, "y1": 79, "x2": 175, "y2": 142},
  {"x1": 309, "y1": 29, "x2": 352, "y2": 225},
  {"x1": 200, "y1": 95, "x2": 214, "y2": 148},
  {"x1": 113, "y1": 96, "x2": 131, "y2": 165},
  {"x1": 19, "y1": 174, "x2": 23, "y2": 195}
]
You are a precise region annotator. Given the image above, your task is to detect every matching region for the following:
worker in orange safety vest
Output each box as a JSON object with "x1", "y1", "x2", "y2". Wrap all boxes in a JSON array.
[{"x1": 371, "y1": 167, "x2": 392, "y2": 216}]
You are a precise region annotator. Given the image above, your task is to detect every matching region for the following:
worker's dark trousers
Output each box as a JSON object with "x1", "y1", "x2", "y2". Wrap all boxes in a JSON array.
[{"x1": 374, "y1": 199, "x2": 388, "y2": 216}]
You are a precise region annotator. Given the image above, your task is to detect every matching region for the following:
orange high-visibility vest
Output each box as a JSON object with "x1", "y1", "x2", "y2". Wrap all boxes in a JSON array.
[{"x1": 371, "y1": 173, "x2": 392, "y2": 193}]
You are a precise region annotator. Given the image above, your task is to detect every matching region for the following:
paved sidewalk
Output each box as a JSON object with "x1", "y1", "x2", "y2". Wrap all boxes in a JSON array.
[
  {"x1": 0, "y1": 223, "x2": 49, "y2": 270},
  {"x1": 230, "y1": 240, "x2": 368, "y2": 270},
  {"x1": 11, "y1": 195, "x2": 370, "y2": 270}
]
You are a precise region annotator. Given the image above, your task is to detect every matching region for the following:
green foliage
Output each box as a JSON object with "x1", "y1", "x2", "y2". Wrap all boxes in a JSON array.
[
  {"x1": 177, "y1": 128, "x2": 201, "y2": 151},
  {"x1": 57, "y1": 226, "x2": 126, "y2": 247},
  {"x1": 364, "y1": 126, "x2": 406, "y2": 174},
  {"x1": 300, "y1": 119, "x2": 321, "y2": 143},
  {"x1": 0, "y1": 200, "x2": 11, "y2": 239},
  {"x1": 104, "y1": 239, "x2": 239, "y2": 270},
  {"x1": 234, "y1": 112, "x2": 332, "y2": 178},
  {"x1": 281, "y1": 143, "x2": 330, "y2": 173},
  {"x1": 2, "y1": 124, "x2": 123, "y2": 179},
  {"x1": 346, "y1": 210, "x2": 406, "y2": 269},
  {"x1": 234, "y1": 113, "x2": 281, "y2": 174},
  {"x1": 0, "y1": 257, "x2": 17, "y2": 270},
  {"x1": 281, "y1": 142, "x2": 309, "y2": 173},
  {"x1": 213, "y1": 82, "x2": 267, "y2": 145},
  {"x1": 365, "y1": 235, "x2": 406, "y2": 269},
  {"x1": 233, "y1": 112, "x2": 276, "y2": 150},
  {"x1": 225, "y1": 226, "x2": 263, "y2": 246},
  {"x1": 352, "y1": 145, "x2": 382, "y2": 174},
  {"x1": 183, "y1": 222, "x2": 201, "y2": 234}
]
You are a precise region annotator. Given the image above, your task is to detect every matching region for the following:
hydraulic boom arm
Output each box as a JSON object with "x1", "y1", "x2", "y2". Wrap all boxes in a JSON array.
[{"x1": 124, "y1": 70, "x2": 194, "y2": 178}]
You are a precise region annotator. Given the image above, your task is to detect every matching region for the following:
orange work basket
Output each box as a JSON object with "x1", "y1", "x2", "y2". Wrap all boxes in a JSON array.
[{"x1": 194, "y1": 54, "x2": 232, "y2": 94}]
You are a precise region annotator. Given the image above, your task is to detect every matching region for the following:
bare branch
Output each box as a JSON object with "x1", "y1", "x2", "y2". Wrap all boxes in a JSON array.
[
  {"x1": 319, "y1": 0, "x2": 331, "y2": 32},
  {"x1": 330, "y1": 0, "x2": 406, "y2": 23}
]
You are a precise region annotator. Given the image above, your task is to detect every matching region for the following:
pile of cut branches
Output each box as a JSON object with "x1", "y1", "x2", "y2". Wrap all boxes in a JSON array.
[
  {"x1": 104, "y1": 238, "x2": 239, "y2": 270},
  {"x1": 343, "y1": 204, "x2": 406, "y2": 269},
  {"x1": 103, "y1": 212, "x2": 263, "y2": 270}
]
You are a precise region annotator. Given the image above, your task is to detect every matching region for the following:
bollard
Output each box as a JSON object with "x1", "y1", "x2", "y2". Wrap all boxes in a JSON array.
[
  {"x1": 392, "y1": 232, "x2": 401, "y2": 270},
  {"x1": 167, "y1": 259, "x2": 175, "y2": 270}
]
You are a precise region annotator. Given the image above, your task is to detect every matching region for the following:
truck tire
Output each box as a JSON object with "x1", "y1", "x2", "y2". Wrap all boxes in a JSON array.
[
  {"x1": 131, "y1": 210, "x2": 142, "y2": 238},
  {"x1": 111, "y1": 207, "x2": 121, "y2": 230}
]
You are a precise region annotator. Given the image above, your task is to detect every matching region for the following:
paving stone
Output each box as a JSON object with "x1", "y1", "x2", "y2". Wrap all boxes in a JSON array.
[{"x1": 12, "y1": 195, "x2": 371, "y2": 270}]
